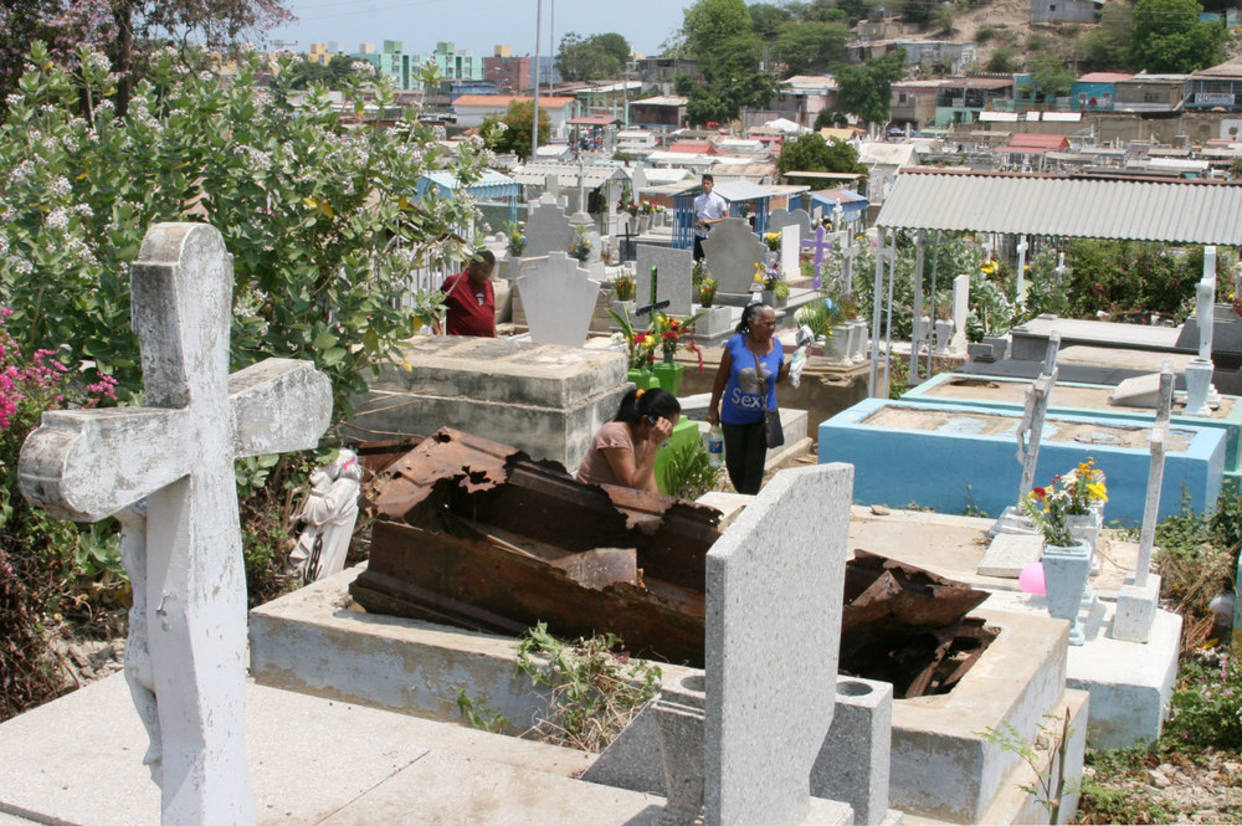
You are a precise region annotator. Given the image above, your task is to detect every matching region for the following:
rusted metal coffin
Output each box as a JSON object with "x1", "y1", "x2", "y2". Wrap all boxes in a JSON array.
[{"x1": 351, "y1": 427, "x2": 721, "y2": 664}]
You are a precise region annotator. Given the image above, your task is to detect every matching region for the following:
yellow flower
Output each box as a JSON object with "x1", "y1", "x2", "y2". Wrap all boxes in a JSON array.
[{"x1": 1086, "y1": 482, "x2": 1108, "y2": 502}]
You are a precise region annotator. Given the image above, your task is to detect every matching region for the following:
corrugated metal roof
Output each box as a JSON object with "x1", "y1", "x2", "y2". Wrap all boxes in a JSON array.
[
  {"x1": 875, "y1": 170, "x2": 1242, "y2": 244},
  {"x1": 509, "y1": 162, "x2": 629, "y2": 187}
]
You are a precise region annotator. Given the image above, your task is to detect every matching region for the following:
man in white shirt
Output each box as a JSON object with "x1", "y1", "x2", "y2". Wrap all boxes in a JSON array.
[{"x1": 692, "y1": 173, "x2": 728, "y2": 261}]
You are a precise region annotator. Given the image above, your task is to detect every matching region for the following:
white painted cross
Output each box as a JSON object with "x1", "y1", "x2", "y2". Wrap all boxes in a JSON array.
[
  {"x1": 839, "y1": 229, "x2": 862, "y2": 300},
  {"x1": 1015, "y1": 235, "x2": 1028, "y2": 306},
  {"x1": 18, "y1": 223, "x2": 332, "y2": 823},
  {"x1": 1016, "y1": 333, "x2": 1061, "y2": 498},
  {"x1": 1135, "y1": 363, "x2": 1174, "y2": 588}
]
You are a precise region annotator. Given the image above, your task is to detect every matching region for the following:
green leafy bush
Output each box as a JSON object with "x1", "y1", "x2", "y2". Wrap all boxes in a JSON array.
[
  {"x1": 1163, "y1": 648, "x2": 1242, "y2": 749},
  {"x1": 661, "y1": 438, "x2": 720, "y2": 500},
  {"x1": 0, "y1": 42, "x2": 489, "y2": 420}
]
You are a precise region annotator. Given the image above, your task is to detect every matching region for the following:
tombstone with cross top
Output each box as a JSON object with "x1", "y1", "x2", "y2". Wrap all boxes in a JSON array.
[
  {"x1": 18, "y1": 223, "x2": 332, "y2": 823},
  {"x1": 802, "y1": 225, "x2": 833, "y2": 291}
]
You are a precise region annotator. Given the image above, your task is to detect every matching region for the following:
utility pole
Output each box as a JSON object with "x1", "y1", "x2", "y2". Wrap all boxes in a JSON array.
[{"x1": 532, "y1": 0, "x2": 542, "y2": 160}]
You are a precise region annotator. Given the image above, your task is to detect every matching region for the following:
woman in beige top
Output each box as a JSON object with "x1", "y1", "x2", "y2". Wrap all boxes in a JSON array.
[{"x1": 577, "y1": 387, "x2": 681, "y2": 491}]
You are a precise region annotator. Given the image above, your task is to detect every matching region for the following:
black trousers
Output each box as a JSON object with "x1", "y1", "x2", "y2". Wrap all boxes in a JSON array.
[
  {"x1": 693, "y1": 235, "x2": 707, "y2": 261},
  {"x1": 722, "y1": 421, "x2": 767, "y2": 495}
]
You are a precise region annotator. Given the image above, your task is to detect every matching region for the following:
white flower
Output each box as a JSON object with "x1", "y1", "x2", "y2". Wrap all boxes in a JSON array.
[
  {"x1": 85, "y1": 51, "x2": 111, "y2": 73},
  {"x1": 5, "y1": 93, "x2": 22, "y2": 108},
  {"x1": 0, "y1": 236, "x2": 8, "y2": 256},
  {"x1": 13, "y1": 258, "x2": 33, "y2": 275},
  {"x1": 45, "y1": 207, "x2": 69, "y2": 231},
  {"x1": 9, "y1": 160, "x2": 35, "y2": 184},
  {"x1": 49, "y1": 177, "x2": 71, "y2": 198},
  {"x1": 351, "y1": 61, "x2": 376, "y2": 76}
]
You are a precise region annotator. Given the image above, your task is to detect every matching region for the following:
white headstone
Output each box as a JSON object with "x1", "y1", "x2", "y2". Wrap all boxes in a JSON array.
[
  {"x1": 705, "y1": 463, "x2": 852, "y2": 825},
  {"x1": 701, "y1": 218, "x2": 766, "y2": 297},
  {"x1": 524, "y1": 200, "x2": 573, "y2": 257},
  {"x1": 780, "y1": 225, "x2": 800, "y2": 281},
  {"x1": 1015, "y1": 235, "x2": 1028, "y2": 304},
  {"x1": 632, "y1": 165, "x2": 648, "y2": 194},
  {"x1": 951, "y1": 273, "x2": 970, "y2": 354},
  {"x1": 516, "y1": 251, "x2": 601, "y2": 346},
  {"x1": 18, "y1": 223, "x2": 332, "y2": 822},
  {"x1": 635, "y1": 244, "x2": 694, "y2": 316}
]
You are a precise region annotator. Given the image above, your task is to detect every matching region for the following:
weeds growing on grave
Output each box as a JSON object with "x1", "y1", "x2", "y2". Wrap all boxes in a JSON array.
[
  {"x1": 506, "y1": 623, "x2": 662, "y2": 753},
  {"x1": 661, "y1": 438, "x2": 720, "y2": 501},
  {"x1": 978, "y1": 710, "x2": 1078, "y2": 823}
]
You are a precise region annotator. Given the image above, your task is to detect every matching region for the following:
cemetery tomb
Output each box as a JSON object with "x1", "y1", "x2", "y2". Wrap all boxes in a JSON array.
[
  {"x1": 346, "y1": 428, "x2": 998, "y2": 686},
  {"x1": 1009, "y1": 316, "x2": 1186, "y2": 361},
  {"x1": 349, "y1": 336, "x2": 628, "y2": 472},
  {"x1": 904, "y1": 372, "x2": 1242, "y2": 477},
  {"x1": 699, "y1": 217, "x2": 766, "y2": 305},
  {"x1": 819, "y1": 398, "x2": 1226, "y2": 522}
]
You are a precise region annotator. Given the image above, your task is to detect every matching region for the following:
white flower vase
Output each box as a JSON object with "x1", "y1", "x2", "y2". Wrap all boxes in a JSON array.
[
  {"x1": 1066, "y1": 512, "x2": 1101, "y2": 609},
  {"x1": 1042, "y1": 539, "x2": 1092, "y2": 646}
]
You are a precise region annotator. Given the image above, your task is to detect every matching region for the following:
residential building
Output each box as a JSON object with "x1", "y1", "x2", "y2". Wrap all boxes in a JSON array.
[
  {"x1": 1031, "y1": 0, "x2": 1103, "y2": 24},
  {"x1": 848, "y1": 40, "x2": 977, "y2": 73},
  {"x1": 935, "y1": 77, "x2": 1015, "y2": 126},
  {"x1": 1114, "y1": 73, "x2": 1191, "y2": 112},
  {"x1": 307, "y1": 43, "x2": 331, "y2": 65},
  {"x1": 484, "y1": 47, "x2": 530, "y2": 94},
  {"x1": 351, "y1": 40, "x2": 416, "y2": 89},
  {"x1": 633, "y1": 57, "x2": 701, "y2": 86},
  {"x1": 890, "y1": 80, "x2": 942, "y2": 129},
  {"x1": 1070, "y1": 72, "x2": 1132, "y2": 111},
  {"x1": 628, "y1": 95, "x2": 688, "y2": 130},
  {"x1": 412, "y1": 42, "x2": 483, "y2": 82},
  {"x1": 756, "y1": 75, "x2": 838, "y2": 129},
  {"x1": 1188, "y1": 56, "x2": 1242, "y2": 111}
]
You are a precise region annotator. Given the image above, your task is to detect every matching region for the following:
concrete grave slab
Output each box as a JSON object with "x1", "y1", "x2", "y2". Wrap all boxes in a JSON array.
[
  {"x1": 1109, "y1": 374, "x2": 1163, "y2": 408},
  {"x1": 517, "y1": 251, "x2": 601, "y2": 347},
  {"x1": 978, "y1": 533, "x2": 1044, "y2": 578},
  {"x1": 635, "y1": 244, "x2": 694, "y2": 316},
  {"x1": 349, "y1": 336, "x2": 627, "y2": 471},
  {"x1": 0, "y1": 671, "x2": 664, "y2": 826},
  {"x1": 705, "y1": 463, "x2": 852, "y2": 825}
]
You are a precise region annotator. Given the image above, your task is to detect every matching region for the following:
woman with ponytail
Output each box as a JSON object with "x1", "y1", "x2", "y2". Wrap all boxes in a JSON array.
[
  {"x1": 577, "y1": 387, "x2": 681, "y2": 491},
  {"x1": 706, "y1": 302, "x2": 788, "y2": 494}
]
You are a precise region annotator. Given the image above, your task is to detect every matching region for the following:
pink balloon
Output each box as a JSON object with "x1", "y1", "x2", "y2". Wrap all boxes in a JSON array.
[{"x1": 1019, "y1": 562, "x2": 1046, "y2": 595}]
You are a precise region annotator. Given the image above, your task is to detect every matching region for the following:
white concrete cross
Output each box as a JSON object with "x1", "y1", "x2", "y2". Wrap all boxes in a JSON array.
[
  {"x1": 1015, "y1": 235, "x2": 1028, "y2": 305},
  {"x1": 1016, "y1": 333, "x2": 1061, "y2": 498},
  {"x1": 1135, "y1": 364, "x2": 1174, "y2": 588},
  {"x1": 18, "y1": 223, "x2": 332, "y2": 823}
]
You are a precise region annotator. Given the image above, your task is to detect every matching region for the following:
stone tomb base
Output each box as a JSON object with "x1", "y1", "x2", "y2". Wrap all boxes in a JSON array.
[
  {"x1": 250, "y1": 566, "x2": 1085, "y2": 825},
  {"x1": 348, "y1": 336, "x2": 628, "y2": 472}
]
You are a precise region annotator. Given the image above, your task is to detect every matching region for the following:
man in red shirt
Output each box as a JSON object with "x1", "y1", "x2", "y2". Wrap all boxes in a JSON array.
[{"x1": 436, "y1": 250, "x2": 496, "y2": 337}]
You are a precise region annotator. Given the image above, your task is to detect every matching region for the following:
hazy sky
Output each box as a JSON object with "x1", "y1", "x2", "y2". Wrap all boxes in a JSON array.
[{"x1": 268, "y1": 0, "x2": 691, "y2": 59}]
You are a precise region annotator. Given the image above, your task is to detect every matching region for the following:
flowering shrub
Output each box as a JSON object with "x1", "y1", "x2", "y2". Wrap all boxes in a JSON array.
[
  {"x1": 0, "y1": 307, "x2": 121, "y2": 720},
  {"x1": 0, "y1": 42, "x2": 489, "y2": 419}
]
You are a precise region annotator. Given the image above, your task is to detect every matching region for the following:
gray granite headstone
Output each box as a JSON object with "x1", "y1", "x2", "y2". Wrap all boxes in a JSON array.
[
  {"x1": 706, "y1": 463, "x2": 852, "y2": 825},
  {"x1": 524, "y1": 201, "x2": 572, "y2": 257},
  {"x1": 635, "y1": 244, "x2": 694, "y2": 316},
  {"x1": 516, "y1": 251, "x2": 600, "y2": 347},
  {"x1": 701, "y1": 218, "x2": 766, "y2": 298},
  {"x1": 767, "y1": 207, "x2": 812, "y2": 238}
]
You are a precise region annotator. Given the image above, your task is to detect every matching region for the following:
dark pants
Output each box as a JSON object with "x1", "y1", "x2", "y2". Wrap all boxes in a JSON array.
[
  {"x1": 693, "y1": 235, "x2": 707, "y2": 261},
  {"x1": 722, "y1": 421, "x2": 767, "y2": 495}
]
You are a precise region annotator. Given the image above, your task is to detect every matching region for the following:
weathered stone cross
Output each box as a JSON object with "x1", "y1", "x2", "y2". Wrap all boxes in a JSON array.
[{"x1": 19, "y1": 223, "x2": 332, "y2": 823}]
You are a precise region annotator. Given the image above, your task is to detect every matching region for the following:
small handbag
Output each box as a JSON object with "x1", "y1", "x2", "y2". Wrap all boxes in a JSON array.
[{"x1": 752, "y1": 350, "x2": 785, "y2": 449}]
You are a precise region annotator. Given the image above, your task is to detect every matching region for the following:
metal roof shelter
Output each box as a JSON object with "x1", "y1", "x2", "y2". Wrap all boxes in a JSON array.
[
  {"x1": 864, "y1": 169, "x2": 1242, "y2": 395},
  {"x1": 416, "y1": 169, "x2": 521, "y2": 223}
]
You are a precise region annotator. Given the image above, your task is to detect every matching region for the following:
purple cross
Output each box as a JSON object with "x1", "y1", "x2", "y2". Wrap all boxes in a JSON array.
[{"x1": 801, "y1": 224, "x2": 833, "y2": 290}]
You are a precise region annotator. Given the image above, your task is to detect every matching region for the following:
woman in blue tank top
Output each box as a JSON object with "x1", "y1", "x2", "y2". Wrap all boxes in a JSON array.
[{"x1": 706, "y1": 303, "x2": 788, "y2": 494}]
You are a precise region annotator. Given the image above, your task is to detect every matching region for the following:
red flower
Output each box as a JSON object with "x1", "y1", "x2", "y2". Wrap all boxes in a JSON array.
[
  {"x1": 662, "y1": 331, "x2": 678, "y2": 340},
  {"x1": 1032, "y1": 487, "x2": 1047, "y2": 499}
]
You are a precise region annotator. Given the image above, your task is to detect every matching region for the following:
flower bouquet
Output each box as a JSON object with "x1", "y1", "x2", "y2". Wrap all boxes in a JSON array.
[
  {"x1": 569, "y1": 226, "x2": 592, "y2": 262},
  {"x1": 612, "y1": 273, "x2": 636, "y2": 302},
  {"x1": 763, "y1": 231, "x2": 782, "y2": 252},
  {"x1": 698, "y1": 277, "x2": 718, "y2": 308},
  {"x1": 504, "y1": 221, "x2": 526, "y2": 257}
]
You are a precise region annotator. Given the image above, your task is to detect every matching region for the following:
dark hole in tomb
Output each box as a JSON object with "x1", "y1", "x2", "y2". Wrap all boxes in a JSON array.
[{"x1": 948, "y1": 378, "x2": 1000, "y2": 389}]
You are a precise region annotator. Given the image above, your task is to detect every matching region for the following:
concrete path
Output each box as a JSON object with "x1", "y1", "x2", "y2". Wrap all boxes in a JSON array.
[{"x1": 0, "y1": 673, "x2": 662, "y2": 825}]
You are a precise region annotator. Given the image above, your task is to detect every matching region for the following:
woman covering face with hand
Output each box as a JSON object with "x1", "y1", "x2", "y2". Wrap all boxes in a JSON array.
[
  {"x1": 577, "y1": 387, "x2": 682, "y2": 492},
  {"x1": 706, "y1": 302, "x2": 788, "y2": 494}
]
